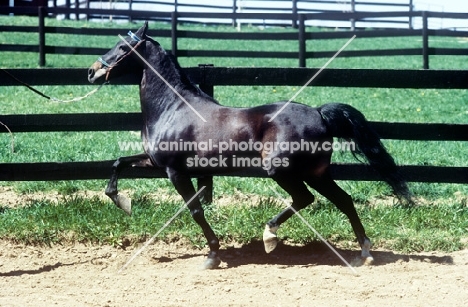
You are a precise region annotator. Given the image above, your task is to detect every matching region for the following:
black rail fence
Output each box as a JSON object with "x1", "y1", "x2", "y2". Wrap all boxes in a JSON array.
[
  {"x1": 1, "y1": 67, "x2": 467, "y2": 184},
  {"x1": 1, "y1": 7, "x2": 467, "y2": 69},
  {"x1": 83, "y1": 0, "x2": 415, "y2": 29},
  {"x1": 39, "y1": 0, "x2": 415, "y2": 28}
]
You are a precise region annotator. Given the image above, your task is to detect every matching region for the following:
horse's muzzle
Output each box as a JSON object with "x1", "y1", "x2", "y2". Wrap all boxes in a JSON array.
[{"x1": 88, "y1": 62, "x2": 107, "y2": 84}]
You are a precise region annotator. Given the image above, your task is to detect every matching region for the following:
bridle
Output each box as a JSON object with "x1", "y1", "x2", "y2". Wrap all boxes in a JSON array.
[{"x1": 97, "y1": 31, "x2": 146, "y2": 81}]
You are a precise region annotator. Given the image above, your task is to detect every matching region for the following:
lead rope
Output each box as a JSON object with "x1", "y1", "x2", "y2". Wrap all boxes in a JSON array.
[
  {"x1": 1, "y1": 68, "x2": 109, "y2": 103},
  {"x1": 1, "y1": 69, "x2": 108, "y2": 153},
  {"x1": 0, "y1": 120, "x2": 14, "y2": 153},
  {"x1": 50, "y1": 81, "x2": 109, "y2": 103}
]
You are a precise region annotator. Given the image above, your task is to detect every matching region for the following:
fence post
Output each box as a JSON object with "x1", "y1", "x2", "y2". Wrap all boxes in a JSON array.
[
  {"x1": 74, "y1": 0, "x2": 80, "y2": 20},
  {"x1": 350, "y1": 0, "x2": 355, "y2": 31},
  {"x1": 171, "y1": 11, "x2": 178, "y2": 58},
  {"x1": 129, "y1": 0, "x2": 133, "y2": 23},
  {"x1": 197, "y1": 63, "x2": 214, "y2": 205},
  {"x1": 409, "y1": 0, "x2": 414, "y2": 29},
  {"x1": 65, "y1": 0, "x2": 70, "y2": 20},
  {"x1": 197, "y1": 176, "x2": 213, "y2": 205},
  {"x1": 198, "y1": 64, "x2": 214, "y2": 97},
  {"x1": 232, "y1": 0, "x2": 237, "y2": 27},
  {"x1": 298, "y1": 14, "x2": 306, "y2": 68},
  {"x1": 86, "y1": 0, "x2": 90, "y2": 21},
  {"x1": 422, "y1": 11, "x2": 429, "y2": 69},
  {"x1": 38, "y1": 6, "x2": 46, "y2": 67},
  {"x1": 292, "y1": 0, "x2": 298, "y2": 29}
]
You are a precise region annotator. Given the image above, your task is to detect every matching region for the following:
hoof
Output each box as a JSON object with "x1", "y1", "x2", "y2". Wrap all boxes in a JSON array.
[
  {"x1": 360, "y1": 238, "x2": 374, "y2": 265},
  {"x1": 201, "y1": 257, "x2": 221, "y2": 270},
  {"x1": 362, "y1": 256, "x2": 375, "y2": 266},
  {"x1": 263, "y1": 225, "x2": 279, "y2": 254},
  {"x1": 115, "y1": 194, "x2": 132, "y2": 216},
  {"x1": 351, "y1": 256, "x2": 374, "y2": 267}
]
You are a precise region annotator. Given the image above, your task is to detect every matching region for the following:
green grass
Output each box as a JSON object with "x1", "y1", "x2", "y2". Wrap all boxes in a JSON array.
[
  {"x1": 0, "y1": 16, "x2": 467, "y2": 252},
  {"x1": 0, "y1": 195, "x2": 465, "y2": 252}
]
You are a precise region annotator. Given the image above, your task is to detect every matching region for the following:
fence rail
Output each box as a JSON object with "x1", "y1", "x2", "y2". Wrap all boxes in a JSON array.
[
  {"x1": 1, "y1": 7, "x2": 467, "y2": 68},
  {"x1": 0, "y1": 67, "x2": 467, "y2": 184},
  {"x1": 78, "y1": 0, "x2": 416, "y2": 28},
  {"x1": 2, "y1": 67, "x2": 467, "y2": 89},
  {"x1": 1, "y1": 112, "x2": 467, "y2": 141},
  {"x1": 1, "y1": 161, "x2": 466, "y2": 184}
]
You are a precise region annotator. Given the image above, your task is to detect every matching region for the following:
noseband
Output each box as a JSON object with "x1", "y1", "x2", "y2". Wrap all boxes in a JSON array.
[{"x1": 98, "y1": 31, "x2": 145, "y2": 81}]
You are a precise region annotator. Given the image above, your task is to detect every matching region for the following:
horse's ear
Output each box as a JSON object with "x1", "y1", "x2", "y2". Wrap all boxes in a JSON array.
[{"x1": 136, "y1": 21, "x2": 149, "y2": 38}]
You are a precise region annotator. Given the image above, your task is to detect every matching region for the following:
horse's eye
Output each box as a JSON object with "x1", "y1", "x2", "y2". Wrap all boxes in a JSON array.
[{"x1": 119, "y1": 45, "x2": 128, "y2": 53}]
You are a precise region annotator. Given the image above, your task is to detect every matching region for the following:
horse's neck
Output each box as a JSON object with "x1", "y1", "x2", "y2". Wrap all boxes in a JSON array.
[
  {"x1": 140, "y1": 42, "x2": 198, "y2": 109},
  {"x1": 145, "y1": 42, "x2": 195, "y2": 90}
]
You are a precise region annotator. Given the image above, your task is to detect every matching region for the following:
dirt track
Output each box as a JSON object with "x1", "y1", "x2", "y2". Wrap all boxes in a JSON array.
[{"x1": 1, "y1": 239, "x2": 467, "y2": 307}]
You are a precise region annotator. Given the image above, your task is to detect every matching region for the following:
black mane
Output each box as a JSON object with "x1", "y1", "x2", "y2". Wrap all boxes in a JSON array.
[{"x1": 146, "y1": 35, "x2": 216, "y2": 102}]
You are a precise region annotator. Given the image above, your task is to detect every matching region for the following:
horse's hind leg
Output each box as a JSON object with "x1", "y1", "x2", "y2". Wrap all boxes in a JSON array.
[
  {"x1": 106, "y1": 153, "x2": 152, "y2": 216},
  {"x1": 264, "y1": 174, "x2": 315, "y2": 253},
  {"x1": 305, "y1": 173, "x2": 374, "y2": 264}
]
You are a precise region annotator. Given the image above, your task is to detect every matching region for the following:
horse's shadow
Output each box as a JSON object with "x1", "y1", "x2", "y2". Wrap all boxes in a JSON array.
[
  {"x1": 0, "y1": 256, "x2": 99, "y2": 277},
  {"x1": 0, "y1": 262, "x2": 71, "y2": 277},
  {"x1": 180, "y1": 240, "x2": 454, "y2": 269}
]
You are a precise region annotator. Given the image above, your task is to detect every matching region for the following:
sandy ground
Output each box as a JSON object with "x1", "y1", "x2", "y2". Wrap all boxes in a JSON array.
[
  {"x1": 1, "y1": 239, "x2": 467, "y2": 307},
  {"x1": 1, "y1": 187, "x2": 467, "y2": 306}
]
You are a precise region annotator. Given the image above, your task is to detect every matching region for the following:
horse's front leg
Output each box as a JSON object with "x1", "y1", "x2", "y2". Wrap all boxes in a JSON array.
[
  {"x1": 167, "y1": 168, "x2": 221, "y2": 269},
  {"x1": 106, "y1": 153, "x2": 153, "y2": 215}
]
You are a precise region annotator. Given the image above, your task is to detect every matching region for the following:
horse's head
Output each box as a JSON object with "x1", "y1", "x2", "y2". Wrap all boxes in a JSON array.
[{"x1": 88, "y1": 21, "x2": 148, "y2": 84}]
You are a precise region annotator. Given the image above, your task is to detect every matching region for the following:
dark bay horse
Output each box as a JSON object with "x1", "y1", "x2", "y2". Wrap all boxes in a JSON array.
[{"x1": 88, "y1": 22, "x2": 411, "y2": 269}]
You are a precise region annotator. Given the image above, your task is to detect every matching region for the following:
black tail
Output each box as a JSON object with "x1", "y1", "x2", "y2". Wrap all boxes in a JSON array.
[{"x1": 318, "y1": 103, "x2": 412, "y2": 203}]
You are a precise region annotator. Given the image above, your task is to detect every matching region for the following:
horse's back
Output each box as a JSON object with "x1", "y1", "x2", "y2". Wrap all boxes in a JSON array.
[{"x1": 247, "y1": 101, "x2": 329, "y2": 140}]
